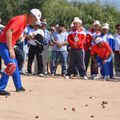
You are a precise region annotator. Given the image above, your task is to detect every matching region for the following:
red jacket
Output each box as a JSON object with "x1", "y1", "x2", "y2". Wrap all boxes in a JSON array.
[
  {"x1": 84, "y1": 28, "x2": 101, "y2": 52},
  {"x1": 68, "y1": 29, "x2": 86, "y2": 49},
  {"x1": 91, "y1": 42, "x2": 112, "y2": 59}
]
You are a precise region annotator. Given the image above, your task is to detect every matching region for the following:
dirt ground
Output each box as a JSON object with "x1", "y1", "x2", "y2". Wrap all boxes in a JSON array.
[{"x1": 0, "y1": 73, "x2": 120, "y2": 120}]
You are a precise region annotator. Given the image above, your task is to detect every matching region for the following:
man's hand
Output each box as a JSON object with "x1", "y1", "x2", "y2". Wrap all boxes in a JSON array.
[
  {"x1": 57, "y1": 42, "x2": 63, "y2": 48},
  {"x1": 9, "y1": 49, "x2": 15, "y2": 59},
  {"x1": 102, "y1": 59, "x2": 107, "y2": 64},
  {"x1": 73, "y1": 43, "x2": 78, "y2": 48}
]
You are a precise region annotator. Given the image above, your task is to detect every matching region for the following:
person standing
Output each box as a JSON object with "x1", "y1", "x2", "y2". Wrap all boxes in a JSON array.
[
  {"x1": 84, "y1": 20, "x2": 101, "y2": 79},
  {"x1": 66, "y1": 17, "x2": 87, "y2": 80},
  {"x1": 50, "y1": 23, "x2": 68, "y2": 76},
  {"x1": 27, "y1": 22, "x2": 44, "y2": 76},
  {"x1": 114, "y1": 24, "x2": 120, "y2": 77},
  {"x1": 100, "y1": 23, "x2": 115, "y2": 79},
  {"x1": 41, "y1": 21, "x2": 51, "y2": 75},
  {"x1": 0, "y1": 8, "x2": 42, "y2": 96}
]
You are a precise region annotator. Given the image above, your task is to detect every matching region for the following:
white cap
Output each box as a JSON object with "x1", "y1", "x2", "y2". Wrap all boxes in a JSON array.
[
  {"x1": 73, "y1": 17, "x2": 82, "y2": 24},
  {"x1": 70, "y1": 22, "x2": 74, "y2": 27},
  {"x1": 30, "y1": 8, "x2": 41, "y2": 22},
  {"x1": 93, "y1": 20, "x2": 101, "y2": 26},
  {"x1": 55, "y1": 24, "x2": 59, "y2": 28},
  {"x1": 102, "y1": 23, "x2": 109, "y2": 30},
  {"x1": 95, "y1": 37, "x2": 103, "y2": 44},
  {"x1": 41, "y1": 22, "x2": 47, "y2": 26},
  {"x1": 34, "y1": 21, "x2": 41, "y2": 26}
]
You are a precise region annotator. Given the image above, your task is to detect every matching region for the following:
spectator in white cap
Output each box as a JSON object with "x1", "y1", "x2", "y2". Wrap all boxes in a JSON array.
[
  {"x1": 100, "y1": 23, "x2": 115, "y2": 79},
  {"x1": 93, "y1": 20, "x2": 101, "y2": 26},
  {"x1": 65, "y1": 17, "x2": 87, "y2": 80},
  {"x1": 91, "y1": 37, "x2": 113, "y2": 81},
  {"x1": 84, "y1": 20, "x2": 101, "y2": 80}
]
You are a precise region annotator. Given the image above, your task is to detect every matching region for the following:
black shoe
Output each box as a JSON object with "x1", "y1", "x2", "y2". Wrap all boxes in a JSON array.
[
  {"x1": 16, "y1": 87, "x2": 25, "y2": 92},
  {"x1": 0, "y1": 90, "x2": 10, "y2": 96}
]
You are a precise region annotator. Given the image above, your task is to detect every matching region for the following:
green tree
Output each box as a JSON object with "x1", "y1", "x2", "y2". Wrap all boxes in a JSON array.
[{"x1": 0, "y1": 0, "x2": 18, "y2": 25}]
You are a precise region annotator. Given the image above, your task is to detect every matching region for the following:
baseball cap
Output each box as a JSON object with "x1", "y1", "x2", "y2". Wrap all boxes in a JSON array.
[
  {"x1": 34, "y1": 21, "x2": 41, "y2": 26},
  {"x1": 95, "y1": 37, "x2": 103, "y2": 44},
  {"x1": 30, "y1": 8, "x2": 41, "y2": 22},
  {"x1": 93, "y1": 20, "x2": 101, "y2": 26},
  {"x1": 102, "y1": 23, "x2": 109, "y2": 30},
  {"x1": 41, "y1": 22, "x2": 47, "y2": 26},
  {"x1": 73, "y1": 17, "x2": 82, "y2": 24}
]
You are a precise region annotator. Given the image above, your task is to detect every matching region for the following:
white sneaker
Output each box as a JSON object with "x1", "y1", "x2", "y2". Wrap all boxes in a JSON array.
[
  {"x1": 65, "y1": 76, "x2": 70, "y2": 79},
  {"x1": 51, "y1": 74, "x2": 55, "y2": 77},
  {"x1": 38, "y1": 73, "x2": 45, "y2": 77},
  {"x1": 83, "y1": 76, "x2": 88, "y2": 80},
  {"x1": 104, "y1": 76, "x2": 109, "y2": 81}
]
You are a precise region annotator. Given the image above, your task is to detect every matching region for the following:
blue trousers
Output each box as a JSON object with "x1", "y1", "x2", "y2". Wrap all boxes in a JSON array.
[
  {"x1": 51, "y1": 50, "x2": 68, "y2": 75},
  {"x1": 0, "y1": 43, "x2": 22, "y2": 91},
  {"x1": 96, "y1": 56, "x2": 113, "y2": 77}
]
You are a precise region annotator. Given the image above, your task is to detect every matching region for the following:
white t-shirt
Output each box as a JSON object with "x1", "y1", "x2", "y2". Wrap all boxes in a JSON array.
[
  {"x1": 114, "y1": 33, "x2": 120, "y2": 51},
  {"x1": 29, "y1": 29, "x2": 44, "y2": 46}
]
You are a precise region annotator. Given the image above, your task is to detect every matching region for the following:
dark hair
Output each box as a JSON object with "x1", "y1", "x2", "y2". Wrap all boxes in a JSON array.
[
  {"x1": 59, "y1": 23, "x2": 65, "y2": 27},
  {"x1": 115, "y1": 24, "x2": 120, "y2": 29}
]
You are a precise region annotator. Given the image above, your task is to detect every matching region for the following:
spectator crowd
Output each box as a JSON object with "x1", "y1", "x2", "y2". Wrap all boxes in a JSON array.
[{"x1": 1, "y1": 15, "x2": 120, "y2": 81}]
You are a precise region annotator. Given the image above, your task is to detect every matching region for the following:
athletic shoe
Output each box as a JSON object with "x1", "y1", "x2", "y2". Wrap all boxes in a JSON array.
[
  {"x1": 104, "y1": 76, "x2": 109, "y2": 81},
  {"x1": 65, "y1": 76, "x2": 70, "y2": 79},
  {"x1": 83, "y1": 76, "x2": 88, "y2": 80},
  {"x1": 51, "y1": 74, "x2": 55, "y2": 77},
  {"x1": 16, "y1": 87, "x2": 25, "y2": 92},
  {"x1": 62, "y1": 74, "x2": 66, "y2": 77},
  {"x1": 0, "y1": 90, "x2": 10, "y2": 96},
  {"x1": 38, "y1": 73, "x2": 45, "y2": 77},
  {"x1": 27, "y1": 73, "x2": 32, "y2": 76}
]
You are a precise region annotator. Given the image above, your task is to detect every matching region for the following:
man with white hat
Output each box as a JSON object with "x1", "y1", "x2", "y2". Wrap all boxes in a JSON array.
[
  {"x1": 66, "y1": 17, "x2": 87, "y2": 80},
  {"x1": 99, "y1": 23, "x2": 115, "y2": 79},
  {"x1": 0, "y1": 8, "x2": 42, "y2": 95},
  {"x1": 91, "y1": 37, "x2": 113, "y2": 81},
  {"x1": 84, "y1": 20, "x2": 101, "y2": 79}
]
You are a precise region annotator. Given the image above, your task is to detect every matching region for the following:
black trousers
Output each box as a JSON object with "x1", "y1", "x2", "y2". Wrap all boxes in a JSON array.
[
  {"x1": 114, "y1": 51, "x2": 120, "y2": 75},
  {"x1": 14, "y1": 47, "x2": 24, "y2": 71},
  {"x1": 85, "y1": 49, "x2": 98, "y2": 75},
  {"x1": 27, "y1": 45, "x2": 43, "y2": 74},
  {"x1": 67, "y1": 48, "x2": 86, "y2": 77}
]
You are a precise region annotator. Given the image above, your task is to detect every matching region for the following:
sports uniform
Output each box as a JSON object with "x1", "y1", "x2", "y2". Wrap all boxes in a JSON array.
[
  {"x1": 0, "y1": 15, "x2": 27, "y2": 95},
  {"x1": 0, "y1": 8, "x2": 42, "y2": 95},
  {"x1": 91, "y1": 38, "x2": 113, "y2": 80}
]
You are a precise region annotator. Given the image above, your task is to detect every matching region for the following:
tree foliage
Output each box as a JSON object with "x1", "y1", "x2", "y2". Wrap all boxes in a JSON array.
[{"x1": 0, "y1": 0, "x2": 120, "y2": 33}]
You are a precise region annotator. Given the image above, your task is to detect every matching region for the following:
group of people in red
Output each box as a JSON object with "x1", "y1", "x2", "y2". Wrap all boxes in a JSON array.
[{"x1": 66, "y1": 17, "x2": 114, "y2": 81}]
